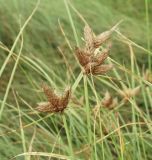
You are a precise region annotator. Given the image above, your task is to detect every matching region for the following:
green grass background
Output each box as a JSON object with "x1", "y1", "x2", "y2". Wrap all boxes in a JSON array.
[{"x1": 0, "y1": 0, "x2": 152, "y2": 159}]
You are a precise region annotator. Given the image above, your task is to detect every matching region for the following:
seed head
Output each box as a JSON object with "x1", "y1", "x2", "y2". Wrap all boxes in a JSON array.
[
  {"x1": 36, "y1": 84, "x2": 71, "y2": 113},
  {"x1": 102, "y1": 91, "x2": 118, "y2": 109},
  {"x1": 75, "y1": 24, "x2": 117, "y2": 75},
  {"x1": 143, "y1": 69, "x2": 152, "y2": 84},
  {"x1": 118, "y1": 86, "x2": 140, "y2": 101}
]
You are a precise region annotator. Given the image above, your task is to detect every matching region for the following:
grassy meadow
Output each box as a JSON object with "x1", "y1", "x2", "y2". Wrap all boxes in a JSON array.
[{"x1": 0, "y1": 0, "x2": 152, "y2": 159}]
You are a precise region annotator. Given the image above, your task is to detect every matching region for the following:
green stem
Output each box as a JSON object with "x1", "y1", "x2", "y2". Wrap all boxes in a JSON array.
[
  {"x1": 145, "y1": 0, "x2": 151, "y2": 70},
  {"x1": 83, "y1": 75, "x2": 92, "y2": 154},
  {"x1": 62, "y1": 115, "x2": 74, "y2": 159}
]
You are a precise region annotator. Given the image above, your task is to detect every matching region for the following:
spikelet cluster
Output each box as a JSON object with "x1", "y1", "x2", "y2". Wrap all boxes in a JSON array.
[
  {"x1": 36, "y1": 84, "x2": 71, "y2": 113},
  {"x1": 36, "y1": 23, "x2": 121, "y2": 114},
  {"x1": 118, "y1": 86, "x2": 140, "y2": 101},
  {"x1": 75, "y1": 24, "x2": 118, "y2": 75}
]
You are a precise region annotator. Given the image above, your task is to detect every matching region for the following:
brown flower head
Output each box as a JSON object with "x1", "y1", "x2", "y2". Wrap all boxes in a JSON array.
[
  {"x1": 143, "y1": 69, "x2": 152, "y2": 84},
  {"x1": 118, "y1": 86, "x2": 140, "y2": 101},
  {"x1": 36, "y1": 84, "x2": 71, "y2": 113},
  {"x1": 75, "y1": 23, "x2": 117, "y2": 75},
  {"x1": 102, "y1": 91, "x2": 118, "y2": 109}
]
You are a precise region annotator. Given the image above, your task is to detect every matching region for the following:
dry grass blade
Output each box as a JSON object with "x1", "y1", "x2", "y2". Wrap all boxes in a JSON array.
[{"x1": 11, "y1": 152, "x2": 69, "y2": 160}]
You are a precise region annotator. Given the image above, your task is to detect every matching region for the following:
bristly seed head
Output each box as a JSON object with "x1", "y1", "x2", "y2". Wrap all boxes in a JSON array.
[
  {"x1": 36, "y1": 83, "x2": 71, "y2": 113},
  {"x1": 102, "y1": 91, "x2": 118, "y2": 109},
  {"x1": 118, "y1": 86, "x2": 140, "y2": 101},
  {"x1": 75, "y1": 24, "x2": 116, "y2": 75},
  {"x1": 143, "y1": 69, "x2": 152, "y2": 84}
]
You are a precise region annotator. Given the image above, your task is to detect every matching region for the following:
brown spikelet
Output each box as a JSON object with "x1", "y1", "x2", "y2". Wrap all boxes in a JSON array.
[
  {"x1": 110, "y1": 98, "x2": 118, "y2": 109},
  {"x1": 93, "y1": 46, "x2": 110, "y2": 66},
  {"x1": 102, "y1": 91, "x2": 118, "y2": 109},
  {"x1": 118, "y1": 86, "x2": 140, "y2": 101},
  {"x1": 42, "y1": 83, "x2": 58, "y2": 106},
  {"x1": 94, "y1": 30, "x2": 112, "y2": 48},
  {"x1": 91, "y1": 64, "x2": 113, "y2": 75},
  {"x1": 102, "y1": 91, "x2": 112, "y2": 106},
  {"x1": 59, "y1": 87, "x2": 71, "y2": 109},
  {"x1": 93, "y1": 22, "x2": 119, "y2": 48},
  {"x1": 84, "y1": 25, "x2": 95, "y2": 53},
  {"x1": 36, "y1": 102, "x2": 54, "y2": 112},
  {"x1": 143, "y1": 69, "x2": 152, "y2": 84},
  {"x1": 83, "y1": 62, "x2": 98, "y2": 74},
  {"x1": 75, "y1": 47, "x2": 91, "y2": 67},
  {"x1": 36, "y1": 84, "x2": 71, "y2": 113}
]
